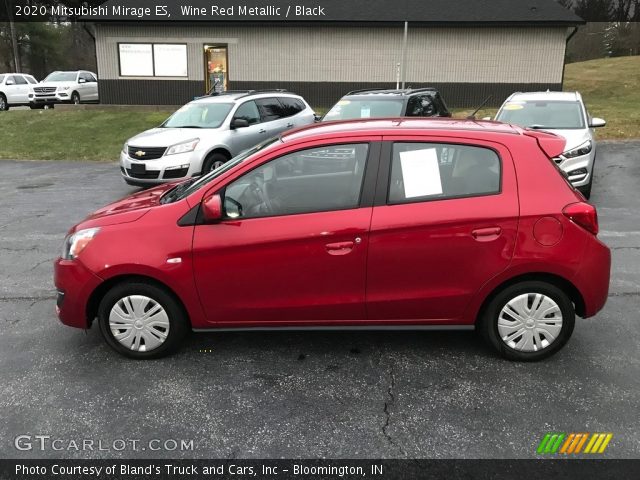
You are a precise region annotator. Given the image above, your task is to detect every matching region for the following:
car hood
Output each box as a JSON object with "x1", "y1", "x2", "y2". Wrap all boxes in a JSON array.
[
  {"x1": 128, "y1": 127, "x2": 219, "y2": 147},
  {"x1": 38, "y1": 81, "x2": 76, "y2": 89},
  {"x1": 76, "y1": 182, "x2": 180, "y2": 230},
  {"x1": 541, "y1": 129, "x2": 591, "y2": 153}
]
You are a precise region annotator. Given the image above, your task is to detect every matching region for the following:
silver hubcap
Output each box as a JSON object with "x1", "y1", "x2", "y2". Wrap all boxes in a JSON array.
[
  {"x1": 497, "y1": 293, "x2": 563, "y2": 352},
  {"x1": 109, "y1": 295, "x2": 170, "y2": 352},
  {"x1": 210, "y1": 160, "x2": 225, "y2": 171},
  {"x1": 0, "y1": 98, "x2": 5, "y2": 109}
]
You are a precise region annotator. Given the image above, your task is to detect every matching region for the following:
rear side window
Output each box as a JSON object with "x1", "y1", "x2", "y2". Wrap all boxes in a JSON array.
[
  {"x1": 256, "y1": 98, "x2": 286, "y2": 122},
  {"x1": 388, "y1": 143, "x2": 501, "y2": 204},
  {"x1": 278, "y1": 97, "x2": 305, "y2": 117}
]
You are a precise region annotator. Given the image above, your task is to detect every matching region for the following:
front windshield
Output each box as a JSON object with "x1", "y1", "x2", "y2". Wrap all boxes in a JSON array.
[
  {"x1": 323, "y1": 98, "x2": 404, "y2": 121},
  {"x1": 165, "y1": 137, "x2": 281, "y2": 203},
  {"x1": 162, "y1": 103, "x2": 233, "y2": 129},
  {"x1": 45, "y1": 72, "x2": 77, "y2": 82},
  {"x1": 496, "y1": 100, "x2": 585, "y2": 129}
]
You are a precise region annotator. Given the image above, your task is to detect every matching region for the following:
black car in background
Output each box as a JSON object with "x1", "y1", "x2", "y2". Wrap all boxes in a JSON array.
[{"x1": 322, "y1": 88, "x2": 451, "y2": 121}]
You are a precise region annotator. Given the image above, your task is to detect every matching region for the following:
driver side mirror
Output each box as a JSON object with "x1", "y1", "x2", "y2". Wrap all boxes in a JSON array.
[
  {"x1": 230, "y1": 118, "x2": 249, "y2": 129},
  {"x1": 6, "y1": 79, "x2": 15, "y2": 86},
  {"x1": 202, "y1": 194, "x2": 223, "y2": 222},
  {"x1": 590, "y1": 117, "x2": 606, "y2": 128},
  {"x1": 78, "y1": 78, "x2": 86, "y2": 84}
]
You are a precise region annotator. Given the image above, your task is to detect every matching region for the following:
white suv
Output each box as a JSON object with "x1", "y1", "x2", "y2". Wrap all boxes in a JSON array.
[
  {"x1": 120, "y1": 90, "x2": 316, "y2": 186},
  {"x1": 30, "y1": 70, "x2": 99, "y2": 107},
  {"x1": 0, "y1": 73, "x2": 39, "y2": 110},
  {"x1": 493, "y1": 91, "x2": 605, "y2": 198}
]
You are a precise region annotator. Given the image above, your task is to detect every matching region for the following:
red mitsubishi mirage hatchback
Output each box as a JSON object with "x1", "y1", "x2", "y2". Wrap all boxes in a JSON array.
[{"x1": 54, "y1": 118, "x2": 610, "y2": 360}]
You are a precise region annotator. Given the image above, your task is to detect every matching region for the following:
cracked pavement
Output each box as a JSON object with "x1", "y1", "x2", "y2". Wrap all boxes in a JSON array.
[{"x1": 0, "y1": 143, "x2": 639, "y2": 459}]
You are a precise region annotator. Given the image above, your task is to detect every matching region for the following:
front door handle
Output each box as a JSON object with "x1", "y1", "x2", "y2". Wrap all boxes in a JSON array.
[
  {"x1": 471, "y1": 227, "x2": 502, "y2": 242},
  {"x1": 258, "y1": 128, "x2": 267, "y2": 134},
  {"x1": 286, "y1": 123, "x2": 294, "y2": 128},
  {"x1": 325, "y1": 241, "x2": 355, "y2": 256}
]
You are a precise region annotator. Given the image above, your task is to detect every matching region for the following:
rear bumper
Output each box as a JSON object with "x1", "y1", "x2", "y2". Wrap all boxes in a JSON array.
[
  {"x1": 573, "y1": 237, "x2": 611, "y2": 317},
  {"x1": 53, "y1": 258, "x2": 103, "y2": 329}
]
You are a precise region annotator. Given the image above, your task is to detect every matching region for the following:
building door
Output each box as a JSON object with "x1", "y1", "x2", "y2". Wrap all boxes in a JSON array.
[{"x1": 204, "y1": 45, "x2": 228, "y2": 94}]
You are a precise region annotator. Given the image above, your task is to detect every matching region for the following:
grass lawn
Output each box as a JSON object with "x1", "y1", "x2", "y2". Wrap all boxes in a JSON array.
[
  {"x1": 0, "y1": 109, "x2": 173, "y2": 161},
  {"x1": 0, "y1": 56, "x2": 638, "y2": 161},
  {"x1": 454, "y1": 56, "x2": 640, "y2": 140}
]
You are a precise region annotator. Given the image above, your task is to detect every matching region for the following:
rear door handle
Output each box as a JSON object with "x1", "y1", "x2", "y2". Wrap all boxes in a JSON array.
[
  {"x1": 325, "y1": 241, "x2": 355, "y2": 255},
  {"x1": 286, "y1": 123, "x2": 294, "y2": 128},
  {"x1": 471, "y1": 227, "x2": 502, "y2": 241},
  {"x1": 258, "y1": 129, "x2": 267, "y2": 134}
]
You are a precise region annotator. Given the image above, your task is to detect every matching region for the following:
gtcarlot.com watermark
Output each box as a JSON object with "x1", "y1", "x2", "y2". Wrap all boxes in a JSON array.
[{"x1": 14, "y1": 435, "x2": 194, "y2": 452}]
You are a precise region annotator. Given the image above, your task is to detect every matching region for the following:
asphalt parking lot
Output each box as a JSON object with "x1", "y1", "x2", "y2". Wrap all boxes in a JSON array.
[{"x1": 0, "y1": 142, "x2": 639, "y2": 459}]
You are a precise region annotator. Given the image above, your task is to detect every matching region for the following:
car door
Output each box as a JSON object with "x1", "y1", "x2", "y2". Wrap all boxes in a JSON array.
[
  {"x1": 85, "y1": 72, "x2": 99, "y2": 101},
  {"x1": 192, "y1": 140, "x2": 380, "y2": 326},
  {"x1": 8, "y1": 75, "x2": 29, "y2": 104},
  {"x1": 255, "y1": 97, "x2": 290, "y2": 135},
  {"x1": 366, "y1": 137, "x2": 519, "y2": 322},
  {"x1": 228, "y1": 100, "x2": 269, "y2": 153}
]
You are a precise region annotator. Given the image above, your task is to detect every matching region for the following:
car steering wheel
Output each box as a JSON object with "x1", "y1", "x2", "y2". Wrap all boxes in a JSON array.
[{"x1": 249, "y1": 178, "x2": 274, "y2": 214}]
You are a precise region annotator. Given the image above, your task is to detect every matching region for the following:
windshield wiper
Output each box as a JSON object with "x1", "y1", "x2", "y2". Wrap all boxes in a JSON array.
[{"x1": 161, "y1": 178, "x2": 198, "y2": 204}]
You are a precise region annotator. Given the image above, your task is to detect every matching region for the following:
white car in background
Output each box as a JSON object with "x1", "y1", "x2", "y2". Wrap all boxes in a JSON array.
[
  {"x1": 492, "y1": 91, "x2": 605, "y2": 198},
  {"x1": 0, "y1": 73, "x2": 39, "y2": 110},
  {"x1": 30, "y1": 70, "x2": 99, "y2": 107}
]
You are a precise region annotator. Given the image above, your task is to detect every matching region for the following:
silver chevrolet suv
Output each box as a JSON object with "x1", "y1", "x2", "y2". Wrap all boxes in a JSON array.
[{"x1": 120, "y1": 90, "x2": 316, "y2": 186}]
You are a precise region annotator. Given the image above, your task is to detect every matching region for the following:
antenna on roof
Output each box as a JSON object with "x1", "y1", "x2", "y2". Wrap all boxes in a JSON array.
[{"x1": 467, "y1": 95, "x2": 493, "y2": 120}]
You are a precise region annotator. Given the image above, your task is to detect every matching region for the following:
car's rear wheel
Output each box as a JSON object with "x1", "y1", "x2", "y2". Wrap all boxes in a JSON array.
[
  {"x1": 480, "y1": 281, "x2": 575, "y2": 361},
  {"x1": 202, "y1": 152, "x2": 229, "y2": 174},
  {"x1": 98, "y1": 282, "x2": 188, "y2": 359},
  {"x1": 0, "y1": 95, "x2": 9, "y2": 111},
  {"x1": 71, "y1": 92, "x2": 81, "y2": 105}
]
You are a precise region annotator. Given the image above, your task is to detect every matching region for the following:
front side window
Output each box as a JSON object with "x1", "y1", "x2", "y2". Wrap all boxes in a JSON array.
[
  {"x1": 496, "y1": 100, "x2": 585, "y2": 129},
  {"x1": 233, "y1": 101, "x2": 261, "y2": 125},
  {"x1": 389, "y1": 143, "x2": 500, "y2": 204},
  {"x1": 0, "y1": 75, "x2": 5, "y2": 84},
  {"x1": 11, "y1": 75, "x2": 28, "y2": 85},
  {"x1": 25, "y1": 75, "x2": 37, "y2": 84},
  {"x1": 224, "y1": 144, "x2": 369, "y2": 219},
  {"x1": 406, "y1": 95, "x2": 436, "y2": 117},
  {"x1": 162, "y1": 103, "x2": 233, "y2": 129}
]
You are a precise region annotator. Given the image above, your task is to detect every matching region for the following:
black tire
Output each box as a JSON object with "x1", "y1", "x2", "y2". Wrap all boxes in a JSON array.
[
  {"x1": 0, "y1": 95, "x2": 9, "y2": 111},
  {"x1": 97, "y1": 281, "x2": 189, "y2": 359},
  {"x1": 44, "y1": 104, "x2": 54, "y2": 110},
  {"x1": 578, "y1": 163, "x2": 594, "y2": 199},
  {"x1": 71, "y1": 92, "x2": 81, "y2": 105},
  {"x1": 201, "y1": 152, "x2": 229, "y2": 175},
  {"x1": 479, "y1": 281, "x2": 575, "y2": 361}
]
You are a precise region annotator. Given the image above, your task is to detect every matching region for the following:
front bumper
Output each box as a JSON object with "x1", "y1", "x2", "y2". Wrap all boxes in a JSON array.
[
  {"x1": 29, "y1": 91, "x2": 73, "y2": 105},
  {"x1": 555, "y1": 151, "x2": 595, "y2": 188},
  {"x1": 120, "y1": 150, "x2": 204, "y2": 186},
  {"x1": 54, "y1": 258, "x2": 103, "y2": 329}
]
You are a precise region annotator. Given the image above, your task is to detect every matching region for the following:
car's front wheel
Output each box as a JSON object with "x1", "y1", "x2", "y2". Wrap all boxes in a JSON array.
[
  {"x1": 480, "y1": 281, "x2": 575, "y2": 361},
  {"x1": 71, "y1": 92, "x2": 81, "y2": 105},
  {"x1": 201, "y1": 152, "x2": 229, "y2": 174},
  {"x1": 0, "y1": 95, "x2": 9, "y2": 111},
  {"x1": 98, "y1": 281, "x2": 189, "y2": 359}
]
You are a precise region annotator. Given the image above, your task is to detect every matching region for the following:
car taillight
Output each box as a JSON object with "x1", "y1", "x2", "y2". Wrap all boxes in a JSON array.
[{"x1": 563, "y1": 202, "x2": 598, "y2": 235}]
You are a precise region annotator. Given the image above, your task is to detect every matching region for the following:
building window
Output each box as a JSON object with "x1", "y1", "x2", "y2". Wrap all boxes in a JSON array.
[{"x1": 118, "y1": 43, "x2": 188, "y2": 78}]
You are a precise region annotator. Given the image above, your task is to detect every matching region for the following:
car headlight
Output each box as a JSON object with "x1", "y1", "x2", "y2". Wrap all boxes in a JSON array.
[
  {"x1": 562, "y1": 140, "x2": 592, "y2": 159},
  {"x1": 166, "y1": 139, "x2": 199, "y2": 156},
  {"x1": 122, "y1": 142, "x2": 128, "y2": 154},
  {"x1": 62, "y1": 228, "x2": 100, "y2": 260}
]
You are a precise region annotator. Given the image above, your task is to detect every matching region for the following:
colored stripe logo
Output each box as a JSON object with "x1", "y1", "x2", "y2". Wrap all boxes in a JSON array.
[{"x1": 537, "y1": 433, "x2": 613, "y2": 454}]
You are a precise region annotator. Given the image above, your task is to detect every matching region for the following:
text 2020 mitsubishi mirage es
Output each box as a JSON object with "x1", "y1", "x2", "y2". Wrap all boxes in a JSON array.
[{"x1": 55, "y1": 118, "x2": 610, "y2": 360}]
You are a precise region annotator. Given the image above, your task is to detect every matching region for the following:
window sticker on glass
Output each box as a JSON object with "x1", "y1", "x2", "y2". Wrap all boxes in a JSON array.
[{"x1": 399, "y1": 148, "x2": 443, "y2": 198}]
